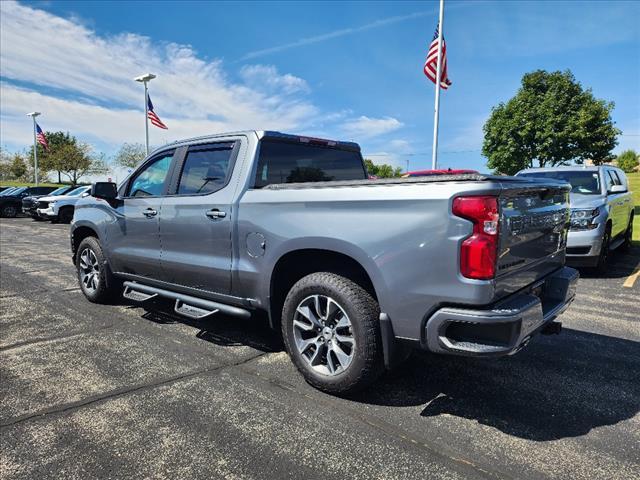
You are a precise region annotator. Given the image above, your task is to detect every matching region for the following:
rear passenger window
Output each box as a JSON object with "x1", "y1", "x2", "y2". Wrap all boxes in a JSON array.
[
  {"x1": 177, "y1": 143, "x2": 234, "y2": 195},
  {"x1": 610, "y1": 170, "x2": 623, "y2": 186}
]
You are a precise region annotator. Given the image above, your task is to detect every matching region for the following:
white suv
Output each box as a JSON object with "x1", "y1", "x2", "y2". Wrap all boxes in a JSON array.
[{"x1": 36, "y1": 185, "x2": 91, "y2": 223}]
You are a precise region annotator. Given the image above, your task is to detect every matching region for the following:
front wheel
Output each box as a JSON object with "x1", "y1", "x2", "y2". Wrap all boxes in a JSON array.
[
  {"x1": 76, "y1": 236, "x2": 121, "y2": 303},
  {"x1": 620, "y1": 214, "x2": 634, "y2": 252},
  {"x1": 1, "y1": 205, "x2": 18, "y2": 218},
  {"x1": 595, "y1": 227, "x2": 611, "y2": 274},
  {"x1": 281, "y1": 272, "x2": 384, "y2": 394},
  {"x1": 59, "y1": 207, "x2": 74, "y2": 224}
]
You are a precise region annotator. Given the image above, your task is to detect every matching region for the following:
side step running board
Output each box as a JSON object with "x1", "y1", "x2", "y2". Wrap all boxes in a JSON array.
[
  {"x1": 123, "y1": 285, "x2": 158, "y2": 302},
  {"x1": 175, "y1": 300, "x2": 219, "y2": 320},
  {"x1": 122, "y1": 281, "x2": 251, "y2": 320}
]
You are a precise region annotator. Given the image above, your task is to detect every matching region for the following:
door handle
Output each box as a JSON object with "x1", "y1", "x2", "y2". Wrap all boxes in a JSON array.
[
  {"x1": 206, "y1": 209, "x2": 227, "y2": 219},
  {"x1": 142, "y1": 208, "x2": 158, "y2": 217}
]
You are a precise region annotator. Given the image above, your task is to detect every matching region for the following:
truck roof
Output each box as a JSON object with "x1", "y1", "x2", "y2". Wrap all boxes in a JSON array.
[{"x1": 161, "y1": 130, "x2": 361, "y2": 152}]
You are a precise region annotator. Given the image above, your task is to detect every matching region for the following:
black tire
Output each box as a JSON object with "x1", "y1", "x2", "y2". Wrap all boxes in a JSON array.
[
  {"x1": 620, "y1": 214, "x2": 634, "y2": 252},
  {"x1": 1, "y1": 204, "x2": 18, "y2": 218},
  {"x1": 281, "y1": 272, "x2": 383, "y2": 394},
  {"x1": 595, "y1": 226, "x2": 611, "y2": 274},
  {"x1": 76, "y1": 236, "x2": 121, "y2": 303},
  {"x1": 59, "y1": 206, "x2": 74, "y2": 224},
  {"x1": 31, "y1": 214, "x2": 44, "y2": 221}
]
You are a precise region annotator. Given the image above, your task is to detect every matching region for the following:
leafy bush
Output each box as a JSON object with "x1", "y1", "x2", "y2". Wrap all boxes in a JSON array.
[{"x1": 616, "y1": 150, "x2": 639, "y2": 173}]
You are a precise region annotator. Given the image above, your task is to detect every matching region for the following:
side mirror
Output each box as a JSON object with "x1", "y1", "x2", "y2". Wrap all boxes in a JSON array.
[
  {"x1": 609, "y1": 185, "x2": 626, "y2": 194},
  {"x1": 91, "y1": 182, "x2": 117, "y2": 200}
]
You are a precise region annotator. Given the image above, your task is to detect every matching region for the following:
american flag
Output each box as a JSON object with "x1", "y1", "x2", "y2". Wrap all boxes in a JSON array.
[
  {"x1": 147, "y1": 95, "x2": 168, "y2": 129},
  {"x1": 35, "y1": 123, "x2": 49, "y2": 150},
  {"x1": 423, "y1": 24, "x2": 451, "y2": 89}
]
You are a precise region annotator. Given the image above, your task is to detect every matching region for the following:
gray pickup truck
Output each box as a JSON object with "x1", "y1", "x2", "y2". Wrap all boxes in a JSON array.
[{"x1": 72, "y1": 131, "x2": 578, "y2": 393}]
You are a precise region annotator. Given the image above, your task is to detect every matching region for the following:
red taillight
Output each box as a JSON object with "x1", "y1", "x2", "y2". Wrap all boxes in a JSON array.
[{"x1": 452, "y1": 196, "x2": 499, "y2": 280}]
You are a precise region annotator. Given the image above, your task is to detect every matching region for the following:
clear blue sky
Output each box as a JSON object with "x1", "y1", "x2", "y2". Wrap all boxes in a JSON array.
[{"x1": 1, "y1": 0, "x2": 639, "y2": 172}]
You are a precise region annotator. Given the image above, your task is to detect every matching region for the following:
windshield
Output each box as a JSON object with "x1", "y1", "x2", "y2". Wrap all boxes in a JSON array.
[
  {"x1": 4, "y1": 187, "x2": 26, "y2": 196},
  {"x1": 520, "y1": 171, "x2": 601, "y2": 195},
  {"x1": 66, "y1": 186, "x2": 89, "y2": 196},
  {"x1": 0, "y1": 188, "x2": 16, "y2": 196},
  {"x1": 49, "y1": 187, "x2": 70, "y2": 196}
]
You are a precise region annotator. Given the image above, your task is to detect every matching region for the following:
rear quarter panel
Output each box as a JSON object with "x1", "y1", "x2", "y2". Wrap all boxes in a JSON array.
[{"x1": 237, "y1": 181, "x2": 502, "y2": 341}]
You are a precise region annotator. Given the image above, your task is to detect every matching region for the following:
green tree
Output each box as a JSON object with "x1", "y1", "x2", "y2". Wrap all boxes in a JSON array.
[
  {"x1": 363, "y1": 159, "x2": 403, "y2": 178},
  {"x1": 482, "y1": 70, "x2": 620, "y2": 175},
  {"x1": 55, "y1": 142, "x2": 100, "y2": 185},
  {"x1": 616, "y1": 149, "x2": 639, "y2": 173},
  {"x1": 114, "y1": 142, "x2": 146, "y2": 169},
  {"x1": 30, "y1": 131, "x2": 76, "y2": 183},
  {"x1": 9, "y1": 153, "x2": 27, "y2": 180}
]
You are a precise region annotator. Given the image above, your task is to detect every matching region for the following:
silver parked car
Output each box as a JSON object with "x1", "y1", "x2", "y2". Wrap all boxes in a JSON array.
[{"x1": 517, "y1": 166, "x2": 635, "y2": 271}]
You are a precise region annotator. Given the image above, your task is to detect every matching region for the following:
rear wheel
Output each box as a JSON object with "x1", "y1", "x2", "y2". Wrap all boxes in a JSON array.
[
  {"x1": 595, "y1": 227, "x2": 611, "y2": 274},
  {"x1": 76, "y1": 236, "x2": 121, "y2": 303},
  {"x1": 281, "y1": 272, "x2": 383, "y2": 394},
  {"x1": 1, "y1": 204, "x2": 18, "y2": 218}
]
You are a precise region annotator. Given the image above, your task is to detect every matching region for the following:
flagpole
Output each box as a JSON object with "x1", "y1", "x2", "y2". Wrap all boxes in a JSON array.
[
  {"x1": 135, "y1": 73, "x2": 156, "y2": 157},
  {"x1": 26, "y1": 112, "x2": 41, "y2": 186},
  {"x1": 431, "y1": 0, "x2": 445, "y2": 170},
  {"x1": 144, "y1": 81, "x2": 150, "y2": 156}
]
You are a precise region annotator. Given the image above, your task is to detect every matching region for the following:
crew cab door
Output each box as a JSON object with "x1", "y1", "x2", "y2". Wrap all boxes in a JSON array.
[
  {"x1": 106, "y1": 149, "x2": 178, "y2": 279},
  {"x1": 159, "y1": 140, "x2": 240, "y2": 294}
]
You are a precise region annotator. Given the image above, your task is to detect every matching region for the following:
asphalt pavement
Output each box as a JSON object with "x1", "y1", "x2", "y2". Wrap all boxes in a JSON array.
[{"x1": 1, "y1": 217, "x2": 638, "y2": 480}]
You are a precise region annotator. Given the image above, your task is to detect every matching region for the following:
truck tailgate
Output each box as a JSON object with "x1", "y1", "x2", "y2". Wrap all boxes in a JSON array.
[{"x1": 494, "y1": 181, "x2": 571, "y2": 299}]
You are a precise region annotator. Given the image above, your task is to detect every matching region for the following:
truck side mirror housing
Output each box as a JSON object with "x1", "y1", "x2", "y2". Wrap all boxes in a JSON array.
[
  {"x1": 91, "y1": 182, "x2": 118, "y2": 200},
  {"x1": 608, "y1": 185, "x2": 626, "y2": 194}
]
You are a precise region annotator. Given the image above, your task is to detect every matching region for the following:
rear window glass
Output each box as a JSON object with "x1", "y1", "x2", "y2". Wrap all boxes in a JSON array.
[
  {"x1": 177, "y1": 144, "x2": 234, "y2": 195},
  {"x1": 254, "y1": 140, "x2": 366, "y2": 188},
  {"x1": 520, "y1": 171, "x2": 601, "y2": 195}
]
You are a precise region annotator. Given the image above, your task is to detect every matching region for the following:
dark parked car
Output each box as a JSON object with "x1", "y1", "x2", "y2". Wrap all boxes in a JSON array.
[
  {"x1": 22, "y1": 185, "x2": 75, "y2": 219},
  {"x1": 0, "y1": 186, "x2": 58, "y2": 217}
]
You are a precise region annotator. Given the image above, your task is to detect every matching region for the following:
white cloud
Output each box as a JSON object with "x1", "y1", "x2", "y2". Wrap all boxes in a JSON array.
[
  {"x1": 339, "y1": 116, "x2": 403, "y2": 140},
  {"x1": 239, "y1": 65, "x2": 310, "y2": 94},
  {"x1": 0, "y1": 2, "x2": 406, "y2": 156},
  {"x1": 239, "y1": 10, "x2": 435, "y2": 61},
  {"x1": 0, "y1": 2, "x2": 318, "y2": 151}
]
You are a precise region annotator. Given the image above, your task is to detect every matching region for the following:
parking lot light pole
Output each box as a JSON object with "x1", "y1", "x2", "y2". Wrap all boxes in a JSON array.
[
  {"x1": 134, "y1": 73, "x2": 156, "y2": 156},
  {"x1": 26, "y1": 112, "x2": 41, "y2": 186}
]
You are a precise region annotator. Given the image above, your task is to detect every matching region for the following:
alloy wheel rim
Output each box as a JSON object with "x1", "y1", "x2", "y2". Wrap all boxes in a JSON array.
[
  {"x1": 79, "y1": 248, "x2": 100, "y2": 293},
  {"x1": 292, "y1": 294, "x2": 355, "y2": 376}
]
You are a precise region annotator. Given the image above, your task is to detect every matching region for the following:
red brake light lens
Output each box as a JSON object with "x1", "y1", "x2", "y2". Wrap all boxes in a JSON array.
[{"x1": 452, "y1": 196, "x2": 499, "y2": 280}]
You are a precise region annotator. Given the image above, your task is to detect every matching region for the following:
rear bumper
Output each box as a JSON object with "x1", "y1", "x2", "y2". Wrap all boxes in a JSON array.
[{"x1": 424, "y1": 266, "x2": 578, "y2": 357}]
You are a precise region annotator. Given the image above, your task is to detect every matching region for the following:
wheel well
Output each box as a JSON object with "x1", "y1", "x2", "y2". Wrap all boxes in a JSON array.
[
  {"x1": 72, "y1": 226, "x2": 98, "y2": 259},
  {"x1": 269, "y1": 249, "x2": 377, "y2": 329}
]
